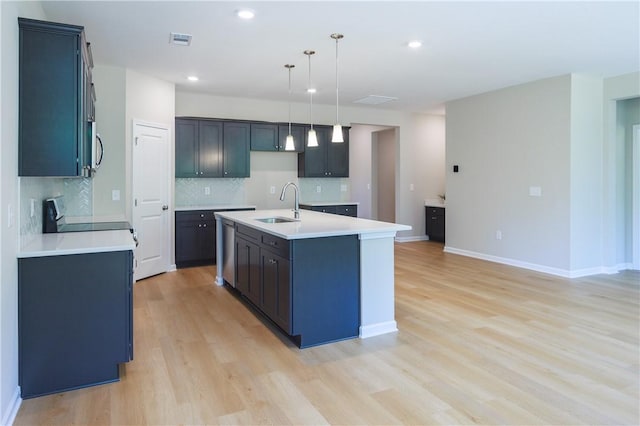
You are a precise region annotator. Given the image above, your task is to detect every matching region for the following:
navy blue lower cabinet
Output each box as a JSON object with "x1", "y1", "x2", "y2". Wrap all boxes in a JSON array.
[
  {"x1": 233, "y1": 224, "x2": 359, "y2": 348},
  {"x1": 18, "y1": 250, "x2": 133, "y2": 398}
]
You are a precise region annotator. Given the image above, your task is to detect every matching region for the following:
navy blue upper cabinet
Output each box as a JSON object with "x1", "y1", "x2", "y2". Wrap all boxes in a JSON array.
[
  {"x1": 222, "y1": 122, "x2": 250, "y2": 177},
  {"x1": 298, "y1": 125, "x2": 349, "y2": 177},
  {"x1": 175, "y1": 118, "x2": 250, "y2": 178},
  {"x1": 19, "y1": 18, "x2": 94, "y2": 177}
]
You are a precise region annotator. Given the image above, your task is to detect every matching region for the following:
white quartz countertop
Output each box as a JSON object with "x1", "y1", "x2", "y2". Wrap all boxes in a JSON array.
[
  {"x1": 175, "y1": 204, "x2": 256, "y2": 211},
  {"x1": 299, "y1": 201, "x2": 360, "y2": 206},
  {"x1": 424, "y1": 198, "x2": 446, "y2": 208},
  {"x1": 215, "y1": 209, "x2": 410, "y2": 240},
  {"x1": 18, "y1": 230, "x2": 136, "y2": 258}
]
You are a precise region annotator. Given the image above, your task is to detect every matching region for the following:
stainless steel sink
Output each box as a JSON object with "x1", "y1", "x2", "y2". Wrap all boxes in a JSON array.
[{"x1": 255, "y1": 217, "x2": 299, "y2": 224}]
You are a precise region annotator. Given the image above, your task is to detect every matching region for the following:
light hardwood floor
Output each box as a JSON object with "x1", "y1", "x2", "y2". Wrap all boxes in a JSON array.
[{"x1": 15, "y1": 242, "x2": 640, "y2": 425}]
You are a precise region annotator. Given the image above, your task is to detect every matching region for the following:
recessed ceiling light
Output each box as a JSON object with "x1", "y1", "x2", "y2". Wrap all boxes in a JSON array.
[
  {"x1": 237, "y1": 9, "x2": 255, "y2": 19},
  {"x1": 307, "y1": 88, "x2": 317, "y2": 94},
  {"x1": 408, "y1": 40, "x2": 422, "y2": 48},
  {"x1": 187, "y1": 76, "x2": 199, "y2": 82}
]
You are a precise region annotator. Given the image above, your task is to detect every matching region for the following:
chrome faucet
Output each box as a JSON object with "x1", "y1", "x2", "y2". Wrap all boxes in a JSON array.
[{"x1": 279, "y1": 182, "x2": 300, "y2": 219}]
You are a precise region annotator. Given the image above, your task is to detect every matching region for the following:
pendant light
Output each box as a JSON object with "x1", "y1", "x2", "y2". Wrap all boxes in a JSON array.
[
  {"x1": 304, "y1": 50, "x2": 318, "y2": 147},
  {"x1": 330, "y1": 33, "x2": 344, "y2": 143},
  {"x1": 284, "y1": 64, "x2": 296, "y2": 151}
]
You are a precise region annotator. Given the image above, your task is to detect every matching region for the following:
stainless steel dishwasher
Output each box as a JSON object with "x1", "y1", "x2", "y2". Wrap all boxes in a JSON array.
[{"x1": 222, "y1": 219, "x2": 235, "y2": 287}]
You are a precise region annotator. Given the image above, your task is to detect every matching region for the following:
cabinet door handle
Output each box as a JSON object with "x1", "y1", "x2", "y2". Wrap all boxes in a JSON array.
[
  {"x1": 268, "y1": 259, "x2": 277, "y2": 264},
  {"x1": 267, "y1": 241, "x2": 277, "y2": 246},
  {"x1": 162, "y1": 205, "x2": 169, "y2": 211},
  {"x1": 198, "y1": 224, "x2": 202, "y2": 227},
  {"x1": 203, "y1": 224, "x2": 207, "y2": 228}
]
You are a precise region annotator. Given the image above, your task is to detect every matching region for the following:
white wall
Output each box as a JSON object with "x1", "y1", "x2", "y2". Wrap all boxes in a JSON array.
[
  {"x1": 1, "y1": 2, "x2": 47, "y2": 423},
  {"x1": 569, "y1": 75, "x2": 604, "y2": 272},
  {"x1": 446, "y1": 75, "x2": 573, "y2": 273},
  {"x1": 92, "y1": 65, "x2": 127, "y2": 220}
]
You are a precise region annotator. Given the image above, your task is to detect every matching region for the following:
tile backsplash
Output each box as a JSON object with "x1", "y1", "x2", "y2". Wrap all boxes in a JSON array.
[
  {"x1": 175, "y1": 178, "x2": 247, "y2": 207},
  {"x1": 299, "y1": 178, "x2": 351, "y2": 203},
  {"x1": 19, "y1": 177, "x2": 93, "y2": 237}
]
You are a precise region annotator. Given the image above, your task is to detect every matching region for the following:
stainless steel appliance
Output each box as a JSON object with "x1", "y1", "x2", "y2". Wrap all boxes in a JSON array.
[{"x1": 222, "y1": 219, "x2": 235, "y2": 287}]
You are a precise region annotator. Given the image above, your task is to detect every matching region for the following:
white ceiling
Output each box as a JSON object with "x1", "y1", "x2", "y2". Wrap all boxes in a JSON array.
[{"x1": 40, "y1": 1, "x2": 639, "y2": 113}]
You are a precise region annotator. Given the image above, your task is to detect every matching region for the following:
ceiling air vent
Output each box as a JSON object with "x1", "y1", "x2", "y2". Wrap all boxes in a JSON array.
[
  {"x1": 169, "y1": 32, "x2": 192, "y2": 46},
  {"x1": 353, "y1": 95, "x2": 398, "y2": 105}
]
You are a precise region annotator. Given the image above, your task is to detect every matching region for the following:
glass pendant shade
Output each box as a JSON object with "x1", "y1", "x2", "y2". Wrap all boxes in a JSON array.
[
  {"x1": 332, "y1": 124, "x2": 344, "y2": 143},
  {"x1": 307, "y1": 129, "x2": 318, "y2": 147},
  {"x1": 284, "y1": 134, "x2": 295, "y2": 151}
]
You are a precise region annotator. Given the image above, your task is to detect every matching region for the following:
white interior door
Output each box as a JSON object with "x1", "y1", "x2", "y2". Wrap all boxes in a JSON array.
[{"x1": 133, "y1": 120, "x2": 170, "y2": 280}]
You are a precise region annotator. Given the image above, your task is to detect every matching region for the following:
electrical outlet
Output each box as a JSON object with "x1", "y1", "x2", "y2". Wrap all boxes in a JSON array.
[
  {"x1": 496, "y1": 230, "x2": 502, "y2": 240},
  {"x1": 112, "y1": 190, "x2": 120, "y2": 201},
  {"x1": 204, "y1": 186, "x2": 211, "y2": 195},
  {"x1": 340, "y1": 184, "x2": 347, "y2": 192},
  {"x1": 409, "y1": 184, "x2": 415, "y2": 191},
  {"x1": 316, "y1": 185, "x2": 322, "y2": 193},
  {"x1": 270, "y1": 186, "x2": 276, "y2": 194},
  {"x1": 529, "y1": 186, "x2": 542, "y2": 197}
]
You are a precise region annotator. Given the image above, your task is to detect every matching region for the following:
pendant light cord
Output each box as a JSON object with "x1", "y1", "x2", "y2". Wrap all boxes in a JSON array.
[
  {"x1": 335, "y1": 36, "x2": 339, "y2": 124},
  {"x1": 288, "y1": 66, "x2": 292, "y2": 135},
  {"x1": 308, "y1": 52, "x2": 314, "y2": 131}
]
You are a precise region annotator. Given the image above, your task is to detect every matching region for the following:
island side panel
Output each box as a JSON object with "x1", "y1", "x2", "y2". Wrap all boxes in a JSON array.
[
  {"x1": 291, "y1": 235, "x2": 360, "y2": 348},
  {"x1": 359, "y1": 233, "x2": 398, "y2": 338},
  {"x1": 215, "y1": 216, "x2": 224, "y2": 285}
]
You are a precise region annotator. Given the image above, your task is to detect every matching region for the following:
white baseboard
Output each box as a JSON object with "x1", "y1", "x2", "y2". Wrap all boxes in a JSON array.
[
  {"x1": 395, "y1": 235, "x2": 429, "y2": 243},
  {"x1": 360, "y1": 321, "x2": 398, "y2": 339},
  {"x1": 442, "y1": 246, "x2": 628, "y2": 278},
  {"x1": 1, "y1": 387, "x2": 21, "y2": 426}
]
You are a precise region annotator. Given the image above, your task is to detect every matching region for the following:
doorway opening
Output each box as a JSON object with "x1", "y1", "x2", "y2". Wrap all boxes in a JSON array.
[{"x1": 372, "y1": 128, "x2": 398, "y2": 222}]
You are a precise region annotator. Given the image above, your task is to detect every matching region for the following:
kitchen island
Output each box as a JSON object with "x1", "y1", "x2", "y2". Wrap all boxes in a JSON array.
[{"x1": 214, "y1": 209, "x2": 410, "y2": 347}]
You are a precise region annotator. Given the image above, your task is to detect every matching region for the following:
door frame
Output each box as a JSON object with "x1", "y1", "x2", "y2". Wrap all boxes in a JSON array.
[
  {"x1": 132, "y1": 119, "x2": 171, "y2": 279},
  {"x1": 633, "y1": 124, "x2": 640, "y2": 270}
]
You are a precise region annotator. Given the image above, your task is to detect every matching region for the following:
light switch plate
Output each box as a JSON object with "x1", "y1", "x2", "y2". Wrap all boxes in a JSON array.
[
  {"x1": 270, "y1": 186, "x2": 276, "y2": 194},
  {"x1": 112, "y1": 190, "x2": 120, "y2": 201},
  {"x1": 529, "y1": 186, "x2": 542, "y2": 197},
  {"x1": 204, "y1": 186, "x2": 211, "y2": 195},
  {"x1": 316, "y1": 185, "x2": 322, "y2": 193},
  {"x1": 340, "y1": 184, "x2": 347, "y2": 192}
]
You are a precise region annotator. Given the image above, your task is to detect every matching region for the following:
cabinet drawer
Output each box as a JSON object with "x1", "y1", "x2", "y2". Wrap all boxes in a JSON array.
[
  {"x1": 312, "y1": 205, "x2": 337, "y2": 214},
  {"x1": 261, "y1": 234, "x2": 290, "y2": 259},
  {"x1": 176, "y1": 210, "x2": 215, "y2": 222},
  {"x1": 426, "y1": 207, "x2": 445, "y2": 216},
  {"x1": 336, "y1": 205, "x2": 357, "y2": 217},
  {"x1": 236, "y1": 224, "x2": 262, "y2": 241}
]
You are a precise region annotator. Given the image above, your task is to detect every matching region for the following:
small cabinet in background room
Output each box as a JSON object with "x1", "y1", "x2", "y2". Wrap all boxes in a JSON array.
[{"x1": 425, "y1": 206, "x2": 445, "y2": 242}]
